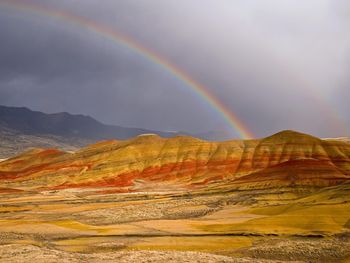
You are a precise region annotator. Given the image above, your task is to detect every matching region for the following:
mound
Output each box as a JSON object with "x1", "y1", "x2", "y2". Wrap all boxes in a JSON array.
[{"x1": 0, "y1": 130, "x2": 349, "y2": 192}]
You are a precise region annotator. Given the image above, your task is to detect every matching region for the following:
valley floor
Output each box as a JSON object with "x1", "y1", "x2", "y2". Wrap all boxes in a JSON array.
[{"x1": 0, "y1": 185, "x2": 350, "y2": 262}]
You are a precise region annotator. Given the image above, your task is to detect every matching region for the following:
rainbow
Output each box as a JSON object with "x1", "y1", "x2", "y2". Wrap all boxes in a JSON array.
[
  {"x1": 282, "y1": 66, "x2": 350, "y2": 136},
  {"x1": 0, "y1": 0, "x2": 254, "y2": 139}
]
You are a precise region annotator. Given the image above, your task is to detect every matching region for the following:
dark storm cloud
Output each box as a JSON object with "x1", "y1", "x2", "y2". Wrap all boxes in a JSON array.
[
  {"x1": 0, "y1": 0, "x2": 349, "y2": 137},
  {"x1": 0, "y1": 3, "x2": 222, "y2": 134}
]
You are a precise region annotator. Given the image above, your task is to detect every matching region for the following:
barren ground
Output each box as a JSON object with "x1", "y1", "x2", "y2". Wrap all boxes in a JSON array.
[{"x1": 1, "y1": 185, "x2": 350, "y2": 262}]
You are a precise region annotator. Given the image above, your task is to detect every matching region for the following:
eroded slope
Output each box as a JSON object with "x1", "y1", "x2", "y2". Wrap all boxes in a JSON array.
[{"x1": 0, "y1": 130, "x2": 349, "y2": 192}]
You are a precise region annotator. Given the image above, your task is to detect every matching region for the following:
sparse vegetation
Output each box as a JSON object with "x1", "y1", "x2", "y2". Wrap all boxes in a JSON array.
[{"x1": 0, "y1": 131, "x2": 349, "y2": 262}]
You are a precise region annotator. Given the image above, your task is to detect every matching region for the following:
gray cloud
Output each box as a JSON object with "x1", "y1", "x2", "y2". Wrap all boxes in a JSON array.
[{"x1": 0, "y1": 0, "x2": 349, "y2": 138}]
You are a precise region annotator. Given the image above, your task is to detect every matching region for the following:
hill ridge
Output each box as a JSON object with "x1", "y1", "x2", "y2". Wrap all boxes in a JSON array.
[{"x1": 0, "y1": 130, "x2": 349, "y2": 192}]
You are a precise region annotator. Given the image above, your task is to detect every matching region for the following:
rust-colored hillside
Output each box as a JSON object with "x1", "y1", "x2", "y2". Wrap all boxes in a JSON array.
[
  {"x1": 1, "y1": 130, "x2": 349, "y2": 193},
  {"x1": 1, "y1": 130, "x2": 350, "y2": 262}
]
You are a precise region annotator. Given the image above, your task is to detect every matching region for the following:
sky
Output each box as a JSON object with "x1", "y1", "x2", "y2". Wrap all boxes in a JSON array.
[{"x1": 0, "y1": 0, "x2": 349, "y2": 138}]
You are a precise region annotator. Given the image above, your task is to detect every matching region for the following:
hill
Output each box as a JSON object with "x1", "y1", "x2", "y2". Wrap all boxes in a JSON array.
[
  {"x1": 0, "y1": 130, "x2": 349, "y2": 192},
  {"x1": 1, "y1": 130, "x2": 350, "y2": 262}
]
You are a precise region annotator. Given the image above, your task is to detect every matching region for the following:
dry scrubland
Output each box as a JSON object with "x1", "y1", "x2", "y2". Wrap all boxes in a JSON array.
[
  {"x1": 0, "y1": 131, "x2": 350, "y2": 262},
  {"x1": 0, "y1": 184, "x2": 350, "y2": 262}
]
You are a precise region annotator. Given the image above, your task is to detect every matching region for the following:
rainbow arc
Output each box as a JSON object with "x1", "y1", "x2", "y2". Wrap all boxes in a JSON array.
[{"x1": 0, "y1": 0, "x2": 254, "y2": 138}]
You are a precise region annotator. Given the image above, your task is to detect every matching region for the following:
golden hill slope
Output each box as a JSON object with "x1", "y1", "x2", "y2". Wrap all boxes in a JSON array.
[
  {"x1": 1, "y1": 131, "x2": 350, "y2": 262},
  {"x1": 0, "y1": 130, "x2": 349, "y2": 192}
]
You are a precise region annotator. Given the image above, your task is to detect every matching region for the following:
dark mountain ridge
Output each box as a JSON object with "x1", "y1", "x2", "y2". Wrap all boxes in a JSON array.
[
  {"x1": 0, "y1": 105, "x2": 180, "y2": 158},
  {"x1": 0, "y1": 105, "x2": 232, "y2": 158},
  {"x1": 0, "y1": 105, "x2": 177, "y2": 140}
]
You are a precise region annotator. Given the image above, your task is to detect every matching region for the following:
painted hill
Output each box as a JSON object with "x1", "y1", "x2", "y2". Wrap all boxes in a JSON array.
[
  {"x1": 1, "y1": 130, "x2": 350, "y2": 262},
  {"x1": 0, "y1": 130, "x2": 349, "y2": 192}
]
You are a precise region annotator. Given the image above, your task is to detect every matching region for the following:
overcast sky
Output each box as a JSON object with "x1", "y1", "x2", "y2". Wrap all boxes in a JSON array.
[{"x1": 0, "y1": 0, "x2": 349, "y2": 138}]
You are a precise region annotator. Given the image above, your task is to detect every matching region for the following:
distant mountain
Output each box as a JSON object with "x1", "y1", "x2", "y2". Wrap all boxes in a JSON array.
[
  {"x1": 0, "y1": 126, "x2": 89, "y2": 159},
  {"x1": 0, "y1": 105, "x2": 179, "y2": 157},
  {"x1": 0, "y1": 105, "x2": 230, "y2": 158},
  {"x1": 0, "y1": 105, "x2": 178, "y2": 140}
]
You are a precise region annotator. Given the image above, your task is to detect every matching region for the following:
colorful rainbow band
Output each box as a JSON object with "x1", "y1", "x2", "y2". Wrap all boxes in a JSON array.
[{"x1": 0, "y1": 0, "x2": 254, "y2": 139}]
